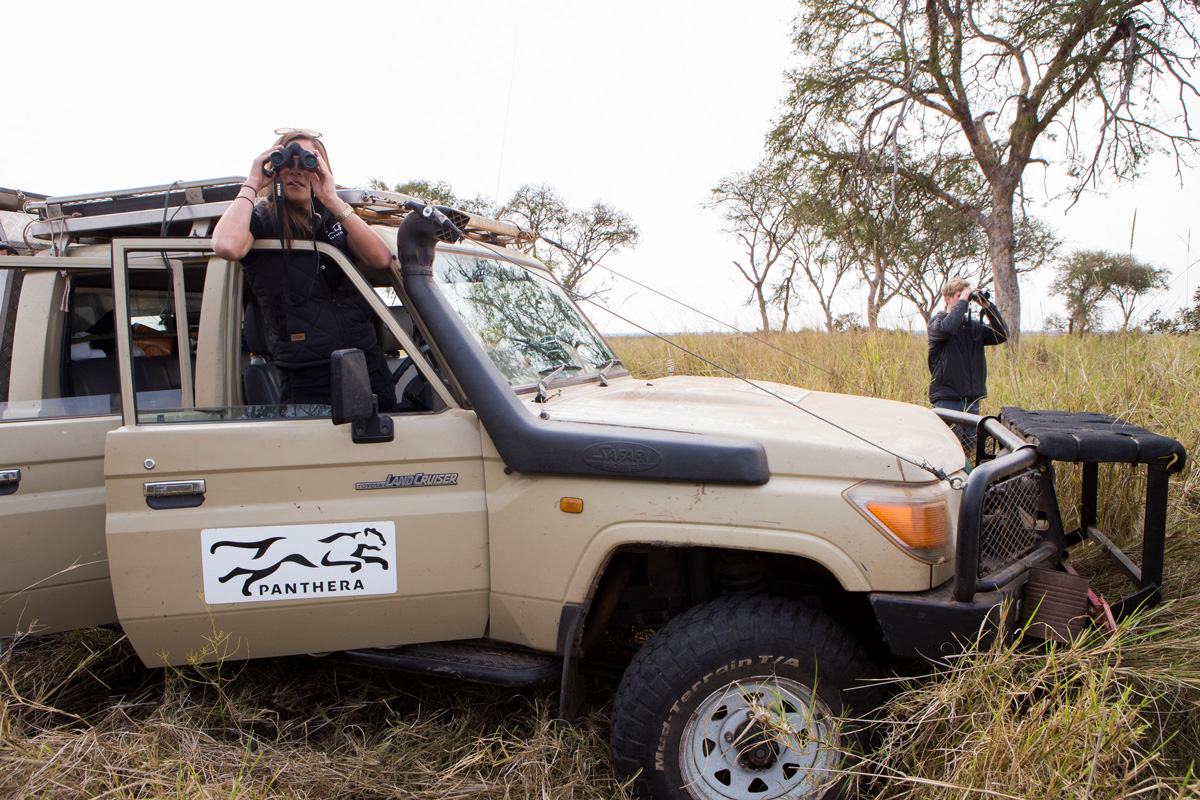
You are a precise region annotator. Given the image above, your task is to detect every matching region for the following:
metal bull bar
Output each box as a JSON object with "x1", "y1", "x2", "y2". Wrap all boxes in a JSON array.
[{"x1": 933, "y1": 408, "x2": 1061, "y2": 603}]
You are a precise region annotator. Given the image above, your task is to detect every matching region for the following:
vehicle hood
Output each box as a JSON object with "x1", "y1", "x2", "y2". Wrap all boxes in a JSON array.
[{"x1": 540, "y1": 375, "x2": 966, "y2": 482}]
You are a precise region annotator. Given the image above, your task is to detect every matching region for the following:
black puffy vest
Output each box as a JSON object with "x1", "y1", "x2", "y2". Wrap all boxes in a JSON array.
[{"x1": 241, "y1": 204, "x2": 379, "y2": 369}]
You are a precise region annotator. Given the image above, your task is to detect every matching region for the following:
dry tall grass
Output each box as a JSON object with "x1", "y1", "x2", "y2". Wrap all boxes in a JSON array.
[
  {"x1": 2, "y1": 330, "x2": 1198, "y2": 798},
  {"x1": 0, "y1": 628, "x2": 635, "y2": 799}
]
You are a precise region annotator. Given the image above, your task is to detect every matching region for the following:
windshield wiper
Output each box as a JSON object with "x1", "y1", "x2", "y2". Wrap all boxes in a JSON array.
[
  {"x1": 538, "y1": 363, "x2": 583, "y2": 378},
  {"x1": 596, "y1": 358, "x2": 623, "y2": 386},
  {"x1": 535, "y1": 363, "x2": 582, "y2": 403}
]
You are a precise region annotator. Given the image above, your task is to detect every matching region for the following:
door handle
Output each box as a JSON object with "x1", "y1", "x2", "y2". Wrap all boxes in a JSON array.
[
  {"x1": 0, "y1": 468, "x2": 19, "y2": 496},
  {"x1": 144, "y1": 479, "x2": 206, "y2": 509},
  {"x1": 144, "y1": 480, "x2": 206, "y2": 497}
]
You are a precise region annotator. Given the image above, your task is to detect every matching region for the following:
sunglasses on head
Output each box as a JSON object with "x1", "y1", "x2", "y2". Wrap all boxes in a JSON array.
[{"x1": 274, "y1": 127, "x2": 322, "y2": 139}]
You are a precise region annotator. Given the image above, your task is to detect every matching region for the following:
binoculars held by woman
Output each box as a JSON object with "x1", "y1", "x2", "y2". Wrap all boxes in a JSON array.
[{"x1": 263, "y1": 142, "x2": 319, "y2": 175}]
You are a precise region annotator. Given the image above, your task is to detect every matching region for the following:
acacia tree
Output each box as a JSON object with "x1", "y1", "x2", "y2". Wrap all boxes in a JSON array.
[
  {"x1": 557, "y1": 202, "x2": 640, "y2": 297},
  {"x1": 828, "y1": 184, "x2": 911, "y2": 329},
  {"x1": 788, "y1": 153, "x2": 925, "y2": 328},
  {"x1": 502, "y1": 184, "x2": 640, "y2": 300},
  {"x1": 371, "y1": 181, "x2": 639, "y2": 299},
  {"x1": 367, "y1": 178, "x2": 493, "y2": 215},
  {"x1": 772, "y1": 0, "x2": 1200, "y2": 344},
  {"x1": 793, "y1": 149, "x2": 1002, "y2": 328},
  {"x1": 1052, "y1": 249, "x2": 1165, "y2": 332},
  {"x1": 1107, "y1": 253, "x2": 1170, "y2": 328},
  {"x1": 1053, "y1": 251, "x2": 1113, "y2": 333},
  {"x1": 501, "y1": 184, "x2": 569, "y2": 249},
  {"x1": 708, "y1": 167, "x2": 802, "y2": 332},
  {"x1": 894, "y1": 201, "x2": 987, "y2": 323},
  {"x1": 710, "y1": 165, "x2": 871, "y2": 332},
  {"x1": 784, "y1": 204, "x2": 855, "y2": 333}
]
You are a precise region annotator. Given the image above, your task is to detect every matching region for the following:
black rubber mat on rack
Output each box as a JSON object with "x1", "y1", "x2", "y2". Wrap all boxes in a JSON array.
[{"x1": 1001, "y1": 407, "x2": 1186, "y2": 472}]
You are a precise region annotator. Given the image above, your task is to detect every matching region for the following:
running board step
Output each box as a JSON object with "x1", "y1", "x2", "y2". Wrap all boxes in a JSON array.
[{"x1": 337, "y1": 641, "x2": 560, "y2": 686}]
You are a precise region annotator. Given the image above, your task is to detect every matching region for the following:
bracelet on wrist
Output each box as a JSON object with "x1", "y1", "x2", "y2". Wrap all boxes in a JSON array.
[
  {"x1": 334, "y1": 204, "x2": 354, "y2": 223},
  {"x1": 234, "y1": 195, "x2": 255, "y2": 207}
]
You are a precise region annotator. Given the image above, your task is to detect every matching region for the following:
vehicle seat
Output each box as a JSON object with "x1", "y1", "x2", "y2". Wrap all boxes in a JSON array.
[
  {"x1": 242, "y1": 299, "x2": 282, "y2": 405},
  {"x1": 375, "y1": 306, "x2": 413, "y2": 360},
  {"x1": 67, "y1": 354, "x2": 182, "y2": 397}
]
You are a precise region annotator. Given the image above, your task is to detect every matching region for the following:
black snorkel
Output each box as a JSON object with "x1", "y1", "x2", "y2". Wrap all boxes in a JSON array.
[{"x1": 395, "y1": 203, "x2": 769, "y2": 484}]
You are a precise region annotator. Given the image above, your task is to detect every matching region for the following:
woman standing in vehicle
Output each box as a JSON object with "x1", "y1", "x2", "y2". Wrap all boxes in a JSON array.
[{"x1": 213, "y1": 129, "x2": 397, "y2": 410}]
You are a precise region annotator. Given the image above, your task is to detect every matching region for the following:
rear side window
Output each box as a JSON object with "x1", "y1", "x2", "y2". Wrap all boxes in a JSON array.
[
  {"x1": 0, "y1": 267, "x2": 202, "y2": 422},
  {"x1": 0, "y1": 267, "x2": 125, "y2": 421}
]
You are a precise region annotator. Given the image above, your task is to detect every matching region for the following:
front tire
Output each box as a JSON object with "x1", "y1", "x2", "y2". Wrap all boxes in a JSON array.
[{"x1": 610, "y1": 595, "x2": 879, "y2": 800}]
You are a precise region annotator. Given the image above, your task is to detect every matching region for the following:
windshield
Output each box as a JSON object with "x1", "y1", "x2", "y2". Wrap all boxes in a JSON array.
[{"x1": 433, "y1": 251, "x2": 618, "y2": 387}]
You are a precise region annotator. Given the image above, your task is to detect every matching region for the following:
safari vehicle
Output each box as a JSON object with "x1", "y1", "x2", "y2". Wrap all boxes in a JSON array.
[{"x1": 0, "y1": 179, "x2": 1184, "y2": 800}]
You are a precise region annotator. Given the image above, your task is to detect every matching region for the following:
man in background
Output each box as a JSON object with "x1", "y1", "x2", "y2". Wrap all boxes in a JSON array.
[{"x1": 928, "y1": 278, "x2": 1008, "y2": 451}]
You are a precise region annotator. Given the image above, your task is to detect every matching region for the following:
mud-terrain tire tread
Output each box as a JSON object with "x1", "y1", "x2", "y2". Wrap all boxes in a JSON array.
[{"x1": 610, "y1": 594, "x2": 880, "y2": 800}]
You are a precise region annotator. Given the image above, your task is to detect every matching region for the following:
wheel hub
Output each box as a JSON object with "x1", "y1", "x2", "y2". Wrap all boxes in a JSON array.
[
  {"x1": 738, "y1": 731, "x2": 780, "y2": 770},
  {"x1": 721, "y1": 711, "x2": 781, "y2": 770}
]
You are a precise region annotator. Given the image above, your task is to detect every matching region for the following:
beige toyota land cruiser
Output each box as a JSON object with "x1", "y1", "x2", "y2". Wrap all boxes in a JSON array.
[{"x1": 0, "y1": 178, "x2": 1178, "y2": 800}]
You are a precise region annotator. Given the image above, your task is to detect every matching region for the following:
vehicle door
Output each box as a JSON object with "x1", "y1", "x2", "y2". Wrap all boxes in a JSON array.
[
  {"x1": 0, "y1": 259, "x2": 133, "y2": 637},
  {"x1": 102, "y1": 240, "x2": 489, "y2": 667}
]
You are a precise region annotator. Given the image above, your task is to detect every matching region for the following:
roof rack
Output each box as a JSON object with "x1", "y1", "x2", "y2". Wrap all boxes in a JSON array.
[
  {"x1": 23, "y1": 177, "x2": 530, "y2": 250},
  {"x1": 1, "y1": 186, "x2": 49, "y2": 213},
  {"x1": 348, "y1": 189, "x2": 529, "y2": 246},
  {"x1": 1, "y1": 187, "x2": 50, "y2": 254}
]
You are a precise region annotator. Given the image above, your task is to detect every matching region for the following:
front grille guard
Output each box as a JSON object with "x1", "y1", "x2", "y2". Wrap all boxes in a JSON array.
[{"x1": 933, "y1": 409, "x2": 1067, "y2": 603}]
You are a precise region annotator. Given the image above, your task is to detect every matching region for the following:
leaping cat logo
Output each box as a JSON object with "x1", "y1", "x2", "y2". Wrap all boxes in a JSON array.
[{"x1": 210, "y1": 527, "x2": 391, "y2": 596}]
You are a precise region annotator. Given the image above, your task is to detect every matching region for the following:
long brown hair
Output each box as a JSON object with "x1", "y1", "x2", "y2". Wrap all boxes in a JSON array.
[{"x1": 262, "y1": 131, "x2": 332, "y2": 251}]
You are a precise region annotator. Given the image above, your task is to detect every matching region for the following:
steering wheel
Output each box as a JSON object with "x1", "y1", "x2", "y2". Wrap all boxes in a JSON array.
[{"x1": 392, "y1": 344, "x2": 434, "y2": 385}]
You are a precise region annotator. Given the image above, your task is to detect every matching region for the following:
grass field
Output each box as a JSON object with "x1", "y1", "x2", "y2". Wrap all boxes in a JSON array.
[{"x1": 2, "y1": 331, "x2": 1198, "y2": 799}]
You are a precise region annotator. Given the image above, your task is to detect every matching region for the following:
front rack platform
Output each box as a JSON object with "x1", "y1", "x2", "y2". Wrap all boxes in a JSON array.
[{"x1": 1001, "y1": 407, "x2": 1187, "y2": 617}]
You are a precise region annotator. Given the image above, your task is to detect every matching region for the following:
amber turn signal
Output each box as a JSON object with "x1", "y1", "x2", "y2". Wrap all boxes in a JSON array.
[
  {"x1": 864, "y1": 500, "x2": 952, "y2": 551},
  {"x1": 845, "y1": 482, "x2": 953, "y2": 563}
]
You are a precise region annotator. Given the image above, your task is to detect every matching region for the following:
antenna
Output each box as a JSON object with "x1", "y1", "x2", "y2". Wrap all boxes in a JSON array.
[{"x1": 494, "y1": 23, "x2": 520, "y2": 203}]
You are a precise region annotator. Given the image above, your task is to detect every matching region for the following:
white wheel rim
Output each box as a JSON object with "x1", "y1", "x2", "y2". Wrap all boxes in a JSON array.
[{"x1": 678, "y1": 676, "x2": 842, "y2": 800}]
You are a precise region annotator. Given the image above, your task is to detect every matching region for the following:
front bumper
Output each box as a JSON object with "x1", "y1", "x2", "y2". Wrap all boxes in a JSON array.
[
  {"x1": 869, "y1": 581, "x2": 1017, "y2": 660},
  {"x1": 870, "y1": 410, "x2": 1064, "y2": 659},
  {"x1": 869, "y1": 547, "x2": 1057, "y2": 659}
]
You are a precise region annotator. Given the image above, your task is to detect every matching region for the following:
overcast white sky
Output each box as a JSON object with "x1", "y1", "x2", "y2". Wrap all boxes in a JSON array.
[{"x1": 4, "y1": 1, "x2": 1196, "y2": 334}]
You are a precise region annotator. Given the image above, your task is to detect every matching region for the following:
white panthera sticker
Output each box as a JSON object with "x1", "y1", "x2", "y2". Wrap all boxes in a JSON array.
[{"x1": 201, "y1": 521, "x2": 397, "y2": 605}]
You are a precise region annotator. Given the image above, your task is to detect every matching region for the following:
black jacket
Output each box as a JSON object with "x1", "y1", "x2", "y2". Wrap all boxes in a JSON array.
[
  {"x1": 241, "y1": 203, "x2": 379, "y2": 370},
  {"x1": 927, "y1": 298, "x2": 1008, "y2": 403}
]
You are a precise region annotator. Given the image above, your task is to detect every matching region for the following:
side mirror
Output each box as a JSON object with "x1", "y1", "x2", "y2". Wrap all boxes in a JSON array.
[{"x1": 331, "y1": 349, "x2": 394, "y2": 443}]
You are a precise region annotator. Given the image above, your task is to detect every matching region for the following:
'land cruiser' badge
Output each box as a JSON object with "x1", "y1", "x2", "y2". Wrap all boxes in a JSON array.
[
  {"x1": 201, "y1": 521, "x2": 397, "y2": 605},
  {"x1": 355, "y1": 472, "x2": 459, "y2": 490}
]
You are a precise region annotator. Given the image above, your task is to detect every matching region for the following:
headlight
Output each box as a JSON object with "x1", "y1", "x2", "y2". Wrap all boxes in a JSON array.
[{"x1": 844, "y1": 481, "x2": 953, "y2": 564}]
